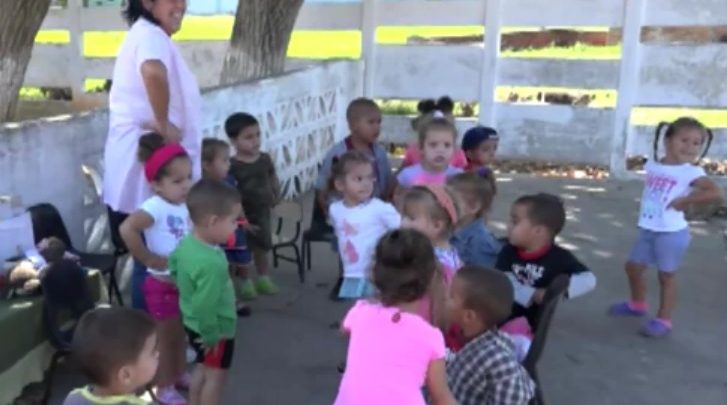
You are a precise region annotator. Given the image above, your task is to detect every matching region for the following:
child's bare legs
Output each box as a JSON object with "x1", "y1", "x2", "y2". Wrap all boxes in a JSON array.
[
  {"x1": 169, "y1": 317, "x2": 188, "y2": 385},
  {"x1": 656, "y1": 271, "x2": 676, "y2": 320},
  {"x1": 189, "y1": 365, "x2": 227, "y2": 405},
  {"x1": 608, "y1": 261, "x2": 649, "y2": 316},
  {"x1": 199, "y1": 368, "x2": 227, "y2": 405},
  {"x1": 626, "y1": 261, "x2": 648, "y2": 303}
]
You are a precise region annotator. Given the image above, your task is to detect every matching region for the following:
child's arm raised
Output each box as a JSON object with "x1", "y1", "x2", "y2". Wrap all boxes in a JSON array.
[
  {"x1": 426, "y1": 359, "x2": 457, "y2": 405},
  {"x1": 119, "y1": 211, "x2": 166, "y2": 270},
  {"x1": 669, "y1": 176, "x2": 723, "y2": 211}
]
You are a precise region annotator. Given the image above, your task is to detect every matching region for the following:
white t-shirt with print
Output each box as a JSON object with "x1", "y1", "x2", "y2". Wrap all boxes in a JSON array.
[
  {"x1": 638, "y1": 160, "x2": 706, "y2": 232},
  {"x1": 140, "y1": 196, "x2": 190, "y2": 276},
  {"x1": 329, "y1": 198, "x2": 401, "y2": 279}
]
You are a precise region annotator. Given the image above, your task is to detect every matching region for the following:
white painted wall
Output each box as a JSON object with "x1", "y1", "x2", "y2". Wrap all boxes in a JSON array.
[{"x1": 2, "y1": 61, "x2": 362, "y2": 246}]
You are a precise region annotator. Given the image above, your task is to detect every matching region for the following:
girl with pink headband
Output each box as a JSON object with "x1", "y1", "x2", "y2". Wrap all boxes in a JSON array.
[
  {"x1": 120, "y1": 133, "x2": 192, "y2": 405},
  {"x1": 400, "y1": 185, "x2": 464, "y2": 346}
]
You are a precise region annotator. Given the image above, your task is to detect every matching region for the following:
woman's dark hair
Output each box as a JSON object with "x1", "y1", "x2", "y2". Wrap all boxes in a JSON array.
[
  {"x1": 137, "y1": 132, "x2": 188, "y2": 180},
  {"x1": 372, "y1": 229, "x2": 437, "y2": 306},
  {"x1": 123, "y1": 0, "x2": 160, "y2": 26},
  {"x1": 654, "y1": 117, "x2": 713, "y2": 161},
  {"x1": 225, "y1": 112, "x2": 259, "y2": 140},
  {"x1": 326, "y1": 150, "x2": 372, "y2": 196}
]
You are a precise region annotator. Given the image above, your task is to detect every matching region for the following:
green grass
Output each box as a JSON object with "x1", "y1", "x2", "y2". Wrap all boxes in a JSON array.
[{"x1": 29, "y1": 18, "x2": 726, "y2": 127}]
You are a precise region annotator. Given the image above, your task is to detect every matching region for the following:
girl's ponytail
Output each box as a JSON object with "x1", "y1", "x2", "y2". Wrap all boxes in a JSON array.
[
  {"x1": 653, "y1": 121, "x2": 670, "y2": 160},
  {"x1": 138, "y1": 132, "x2": 166, "y2": 163}
]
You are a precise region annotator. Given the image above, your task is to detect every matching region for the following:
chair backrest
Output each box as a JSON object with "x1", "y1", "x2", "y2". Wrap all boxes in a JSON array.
[
  {"x1": 41, "y1": 260, "x2": 94, "y2": 351},
  {"x1": 522, "y1": 274, "x2": 569, "y2": 375},
  {"x1": 27, "y1": 203, "x2": 75, "y2": 252},
  {"x1": 274, "y1": 200, "x2": 304, "y2": 223}
]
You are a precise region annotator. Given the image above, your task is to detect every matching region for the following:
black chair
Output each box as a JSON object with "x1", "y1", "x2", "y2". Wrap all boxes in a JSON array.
[
  {"x1": 28, "y1": 203, "x2": 124, "y2": 306},
  {"x1": 272, "y1": 201, "x2": 305, "y2": 283},
  {"x1": 301, "y1": 197, "x2": 336, "y2": 271},
  {"x1": 523, "y1": 274, "x2": 570, "y2": 405},
  {"x1": 40, "y1": 260, "x2": 95, "y2": 404}
]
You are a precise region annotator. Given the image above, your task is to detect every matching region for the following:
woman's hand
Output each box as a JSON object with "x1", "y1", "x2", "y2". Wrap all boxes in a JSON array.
[
  {"x1": 161, "y1": 122, "x2": 182, "y2": 144},
  {"x1": 146, "y1": 254, "x2": 168, "y2": 270}
]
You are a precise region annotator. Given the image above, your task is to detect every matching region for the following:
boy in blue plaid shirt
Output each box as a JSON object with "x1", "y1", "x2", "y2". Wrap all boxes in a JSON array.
[{"x1": 446, "y1": 266, "x2": 535, "y2": 405}]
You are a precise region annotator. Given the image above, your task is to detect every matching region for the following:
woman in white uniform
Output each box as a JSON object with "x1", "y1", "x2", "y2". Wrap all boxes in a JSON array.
[{"x1": 104, "y1": 0, "x2": 202, "y2": 311}]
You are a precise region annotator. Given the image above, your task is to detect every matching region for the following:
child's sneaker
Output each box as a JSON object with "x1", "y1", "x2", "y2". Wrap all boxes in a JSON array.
[
  {"x1": 255, "y1": 276, "x2": 279, "y2": 295},
  {"x1": 175, "y1": 372, "x2": 192, "y2": 390},
  {"x1": 238, "y1": 279, "x2": 258, "y2": 301},
  {"x1": 156, "y1": 386, "x2": 187, "y2": 405},
  {"x1": 236, "y1": 302, "x2": 252, "y2": 317},
  {"x1": 640, "y1": 318, "x2": 672, "y2": 338},
  {"x1": 608, "y1": 301, "x2": 647, "y2": 317}
]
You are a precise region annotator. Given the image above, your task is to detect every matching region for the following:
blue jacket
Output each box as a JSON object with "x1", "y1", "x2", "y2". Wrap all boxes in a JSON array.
[{"x1": 451, "y1": 220, "x2": 502, "y2": 268}]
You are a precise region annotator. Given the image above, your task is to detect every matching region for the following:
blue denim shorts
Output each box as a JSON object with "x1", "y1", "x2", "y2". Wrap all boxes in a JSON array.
[
  {"x1": 628, "y1": 227, "x2": 691, "y2": 272},
  {"x1": 338, "y1": 277, "x2": 377, "y2": 299}
]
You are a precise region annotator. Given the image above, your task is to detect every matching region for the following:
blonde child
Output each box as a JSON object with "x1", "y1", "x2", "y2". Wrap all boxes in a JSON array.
[
  {"x1": 400, "y1": 185, "x2": 463, "y2": 349},
  {"x1": 328, "y1": 151, "x2": 401, "y2": 299},
  {"x1": 201, "y1": 138, "x2": 252, "y2": 317},
  {"x1": 609, "y1": 117, "x2": 722, "y2": 338},
  {"x1": 120, "y1": 133, "x2": 192, "y2": 405},
  {"x1": 63, "y1": 308, "x2": 158, "y2": 405},
  {"x1": 397, "y1": 117, "x2": 463, "y2": 192},
  {"x1": 225, "y1": 113, "x2": 282, "y2": 299},
  {"x1": 170, "y1": 179, "x2": 241, "y2": 405},
  {"x1": 400, "y1": 96, "x2": 468, "y2": 170},
  {"x1": 448, "y1": 172, "x2": 501, "y2": 268},
  {"x1": 335, "y1": 229, "x2": 456, "y2": 405}
]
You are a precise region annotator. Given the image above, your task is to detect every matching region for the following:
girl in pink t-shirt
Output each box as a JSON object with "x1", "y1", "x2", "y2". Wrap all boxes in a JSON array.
[{"x1": 335, "y1": 229, "x2": 455, "y2": 405}]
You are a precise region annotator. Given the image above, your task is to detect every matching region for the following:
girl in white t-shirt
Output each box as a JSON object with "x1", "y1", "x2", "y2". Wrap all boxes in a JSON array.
[
  {"x1": 328, "y1": 151, "x2": 401, "y2": 299},
  {"x1": 609, "y1": 117, "x2": 722, "y2": 338},
  {"x1": 120, "y1": 133, "x2": 192, "y2": 405}
]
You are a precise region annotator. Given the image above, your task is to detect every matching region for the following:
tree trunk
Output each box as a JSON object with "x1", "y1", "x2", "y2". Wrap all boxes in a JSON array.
[
  {"x1": 220, "y1": 0, "x2": 304, "y2": 84},
  {"x1": 0, "y1": 0, "x2": 52, "y2": 123}
]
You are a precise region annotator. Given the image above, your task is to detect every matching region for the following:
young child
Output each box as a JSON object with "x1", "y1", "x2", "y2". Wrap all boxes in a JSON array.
[
  {"x1": 496, "y1": 193, "x2": 596, "y2": 330},
  {"x1": 334, "y1": 229, "x2": 456, "y2": 405},
  {"x1": 448, "y1": 172, "x2": 501, "y2": 268},
  {"x1": 63, "y1": 307, "x2": 158, "y2": 405},
  {"x1": 446, "y1": 266, "x2": 535, "y2": 405},
  {"x1": 609, "y1": 117, "x2": 721, "y2": 338},
  {"x1": 169, "y1": 179, "x2": 240, "y2": 405},
  {"x1": 120, "y1": 133, "x2": 192, "y2": 405},
  {"x1": 225, "y1": 112, "x2": 281, "y2": 299},
  {"x1": 328, "y1": 151, "x2": 401, "y2": 299},
  {"x1": 400, "y1": 96, "x2": 468, "y2": 170},
  {"x1": 461, "y1": 126, "x2": 499, "y2": 177},
  {"x1": 400, "y1": 185, "x2": 463, "y2": 347},
  {"x1": 315, "y1": 98, "x2": 394, "y2": 214},
  {"x1": 397, "y1": 117, "x2": 463, "y2": 191},
  {"x1": 201, "y1": 138, "x2": 252, "y2": 317}
]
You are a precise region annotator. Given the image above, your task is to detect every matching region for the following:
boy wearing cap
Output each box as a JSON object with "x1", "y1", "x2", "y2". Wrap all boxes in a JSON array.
[{"x1": 461, "y1": 126, "x2": 499, "y2": 177}]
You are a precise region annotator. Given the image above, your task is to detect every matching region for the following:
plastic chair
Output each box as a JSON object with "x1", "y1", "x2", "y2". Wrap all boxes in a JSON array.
[
  {"x1": 27, "y1": 203, "x2": 124, "y2": 306},
  {"x1": 40, "y1": 260, "x2": 95, "y2": 404},
  {"x1": 522, "y1": 274, "x2": 570, "y2": 405},
  {"x1": 301, "y1": 198, "x2": 336, "y2": 271},
  {"x1": 271, "y1": 201, "x2": 305, "y2": 282}
]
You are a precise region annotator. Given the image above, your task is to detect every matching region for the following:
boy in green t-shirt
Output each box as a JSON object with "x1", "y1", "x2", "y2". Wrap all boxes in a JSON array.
[{"x1": 170, "y1": 179, "x2": 241, "y2": 405}]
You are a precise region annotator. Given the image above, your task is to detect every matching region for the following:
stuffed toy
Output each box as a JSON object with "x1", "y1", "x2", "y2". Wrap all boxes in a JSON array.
[{"x1": 5, "y1": 237, "x2": 78, "y2": 297}]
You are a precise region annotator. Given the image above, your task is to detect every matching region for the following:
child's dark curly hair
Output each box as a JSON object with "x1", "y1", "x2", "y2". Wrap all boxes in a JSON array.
[
  {"x1": 372, "y1": 229, "x2": 437, "y2": 306},
  {"x1": 137, "y1": 132, "x2": 189, "y2": 181}
]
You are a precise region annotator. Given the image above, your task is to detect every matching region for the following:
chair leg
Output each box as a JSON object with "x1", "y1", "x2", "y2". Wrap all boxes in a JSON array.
[
  {"x1": 304, "y1": 240, "x2": 311, "y2": 270},
  {"x1": 42, "y1": 352, "x2": 62, "y2": 405},
  {"x1": 293, "y1": 244, "x2": 304, "y2": 283},
  {"x1": 272, "y1": 247, "x2": 279, "y2": 268},
  {"x1": 108, "y1": 269, "x2": 124, "y2": 306}
]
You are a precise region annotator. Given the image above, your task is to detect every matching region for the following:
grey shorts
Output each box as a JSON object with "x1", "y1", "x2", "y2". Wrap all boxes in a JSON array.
[{"x1": 628, "y1": 227, "x2": 691, "y2": 272}]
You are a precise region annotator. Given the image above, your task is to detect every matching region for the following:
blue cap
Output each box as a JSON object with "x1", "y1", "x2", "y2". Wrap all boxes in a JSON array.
[{"x1": 461, "y1": 126, "x2": 499, "y2": 151}]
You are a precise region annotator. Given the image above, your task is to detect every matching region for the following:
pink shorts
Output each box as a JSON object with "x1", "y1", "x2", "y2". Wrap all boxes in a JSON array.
[{"x1": 142, "y1": 276, "x2": 180, "y2": 320}]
